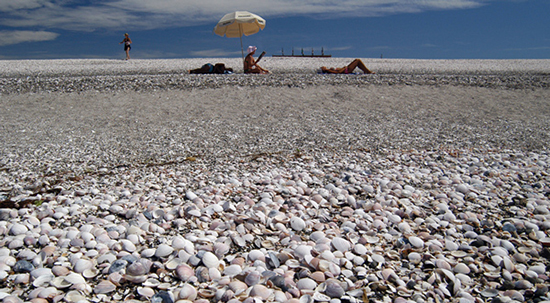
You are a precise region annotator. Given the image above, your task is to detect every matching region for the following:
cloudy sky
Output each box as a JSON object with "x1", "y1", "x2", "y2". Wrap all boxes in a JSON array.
[{"x1": 0, "y1": 0, "x2": 548, "y2": 59}]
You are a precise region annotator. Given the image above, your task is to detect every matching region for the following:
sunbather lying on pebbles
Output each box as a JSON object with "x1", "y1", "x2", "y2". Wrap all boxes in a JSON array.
[{"x1": 321, "y1": 58, "x2": 375, "y2": 74}]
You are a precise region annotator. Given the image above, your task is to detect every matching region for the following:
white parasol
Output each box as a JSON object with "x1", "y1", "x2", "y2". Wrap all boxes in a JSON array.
[{"x1": 214, "y1": 11, "x2": 266, "y2": 60}]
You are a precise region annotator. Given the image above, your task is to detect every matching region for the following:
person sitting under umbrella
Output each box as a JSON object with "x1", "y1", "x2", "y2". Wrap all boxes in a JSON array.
[
  {"x1": 244, "y1": 46, "x2": 269, "y2": 74},
  {"x1": 320, "y1": 59, "x2": 375, "y2": 74}
]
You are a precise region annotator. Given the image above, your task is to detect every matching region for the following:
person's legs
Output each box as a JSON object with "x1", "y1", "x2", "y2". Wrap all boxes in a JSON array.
[
  {"x1": 356, "y1": 59, "x2": 374, "y2": 74},
  {"x1": 258, "y1": 66, "x2": 269, "y2": 74},
  {"x1": 347, "y1": 59, "x2": 374, "y2": 74},
  {"x1": 245, "y1": 68, "x2": 262, "y2": 74},
  {"x1": 189, "y1": 67, "x2": 206, "y2": 74},
  {"x1": 124, "y1": 45, "x2": 131, "y2": 60},
  {"x1": 346, "y1": 59, "x2": 360, "y2": 72}
]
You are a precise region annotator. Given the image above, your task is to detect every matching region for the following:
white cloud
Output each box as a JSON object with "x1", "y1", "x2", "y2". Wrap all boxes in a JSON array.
[
  {"x1": 0, "y1": 0, "x2": 48, "y2": 12},
  {"x1": 0, "y1": 30, "x2": 59, "y2": 46},
  {"x1": 0, "y1": 0, "x2": 488, "y2": 31},
  {"x1": 329, "y1": 46, "x2": 353, "y2": 51},
  {"x1": 2, "y1": 5, "x2": 135, "y2": 30},
  {"x1": 105, "y1": 0, "x2": 487, "y2": 20}
]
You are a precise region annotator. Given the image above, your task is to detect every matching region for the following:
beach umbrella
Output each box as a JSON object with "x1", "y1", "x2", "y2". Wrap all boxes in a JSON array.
[{"x1": 214, "y1": 11, "x2": 266, "y2": 60}]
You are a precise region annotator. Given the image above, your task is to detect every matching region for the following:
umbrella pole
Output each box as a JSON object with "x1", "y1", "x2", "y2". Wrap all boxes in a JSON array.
[
  {"x1": 240, "y1": 36, "x2": 244, "y2": 62},
  {"x1": 240, "y1": 24, "x2": 244, "y2": 62}
]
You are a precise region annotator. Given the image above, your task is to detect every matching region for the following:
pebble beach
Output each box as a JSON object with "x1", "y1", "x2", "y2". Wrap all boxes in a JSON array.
[{"x1": 1, "y1": 57, "x2": 550, "y2": 303}]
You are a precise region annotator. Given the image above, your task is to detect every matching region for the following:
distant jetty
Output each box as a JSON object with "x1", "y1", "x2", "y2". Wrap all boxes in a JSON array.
[{"x1": 272, "y1": 48, "x2": 331, "y2": 58}]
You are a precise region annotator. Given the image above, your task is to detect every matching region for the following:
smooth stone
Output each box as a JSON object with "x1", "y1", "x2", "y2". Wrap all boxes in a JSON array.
[
  {"x1": 13, "y1": 260, "x2": 34, "y2": 273},
  {"x1": 201, "y1": 251, "x2": 219, "y2": 269},
  {"x1": 310, "y1": 271, "x2": 326, "y2": 283},
  {"x1": 446, "y1": 240, "x2": 459, "y2": 251},
  {"x1": 408, "y1": 236, "x2": 424, "y2": 248},
  {"x1": 97, "y1": 254, "x2": 116, "y2": 264},
  {"x1": 151, "y1": 290, "x2": 174, "y2": 303},
  {"x1": 454, "y1": 263, "x2": 470, "y2": 274},
  {"x1": 179, "y1": 284, "x2": 198, "y2": 300},
  {"x1": 435, "y1": 259, "x2": 451, "y2": 270},
  {"x1": 9, "y1": 223, "x2": 28, "y2": 236},
  {"x1": 73, "y1": 259, "x2": 93, "y2": 273},
  {"x1": 331, "y1": 237, "x2": 351, "y2": 252},
  {"x1": 515, "y1": 280, "x2": 533, "y2": 290},
  {"x1": 141, "y1": 248, "x2": 156, "y2": 258},
  {"x1": 209, "y1": 267, "x2": 221, "y2": 281},
  {"x1": 65, "y1": 273, "x2": 86, "y2": 285},
  {"x1": 245, "y1": 271, "x2": 261, "y2": 286},
  {"x1": 37, "y1": 287, "x2": 60, "y2": 299},
  {"x1": 480, "y1": 288, "x2": 498, "y2": 298},
  {"x1": 171, "y1": 236, "x2": 187, "y2": 250},
  {"x1": 249, "y1": 285, "x2": 272, "y2": 300},
  {"x1": 126, "y1": 261, "x2": 149, "y2": 276},
  {"x1": 229, "y1": 280, "x2": 249, "y2": 294},
  {"x1": 223, "y1": 264, "x2": 242, "y2": 276},
  {"x1": 120, "y1": 239, "x2": 137, "y2": 252},
  {"x1": 325, "y1": 280, "x2": 345, "y2": 298},
  {"x1": 64, "y1": 290, "x2": 86, "y2": 302},
  {"x1": 456, "y1": 184, "x2": 469, "y2": 194},
  {"x1": 310, "y1": 232, "x2": 326, "y2": 242},
  {"x1": 353, "y1": 244, "x2": 367, "y2": 255},
  {"x1": 108, "y1": 259, "x2": 128, "y2": 274},
  {"x1": 13, "y1": 274, "x2": 29, "y2": 284},
  {"x1": 248, "y1": 250, "x2": 266, "y2": 262},
  {"x1": 294, "y1": 245, "x2": 313, "y2": 260},
  {"x1": 290, "y1": 217, "x2": 306, "y2": 231},
  {"x1": 30, "y1": 268, "x2": 53, "y2": 279},
  {"x1": 296, "y1": 278, "x2": 317, "y2": 290},
  {"x1": 213, "y1": 243, "x2": 230, "y2": 258},
  {"x1": 122, "y1": 255, "x2": 139, "y2": 264},
  {"x1": 94, "y1": 280, "x2": 117, "y2": 294},
  {"x1": 155, "y1": 244, "x2": 174, "y2": 258},
  {"x1": 503, "y1": 290, "x2": 524, "y2": 301},
  {"x1": 137, "y1": 287, "x2": 155, "y2": 298},
  {"x1": 502, "y1": 223, "x2": 517, "y2": 233},
  {"x1": 398, "y1": 222, "x2": 411, "y2": 233},
  {"x1": 408, "y1": 252, "x2": 422, "y2": 264},
  {"x1": 176, "y1": 264, "x2": 194, "y2": 281},
  {"x1": 2, "y1": 296, "x2": 24, "y2": 303},
  {"x1": 529, "y1": 264, "x2": 546, "y2": 275}
]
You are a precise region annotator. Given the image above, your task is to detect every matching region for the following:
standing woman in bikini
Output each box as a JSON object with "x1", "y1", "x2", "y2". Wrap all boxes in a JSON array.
[{"x1": 119, "y1": 33, "x2": 132, "y2": 60}]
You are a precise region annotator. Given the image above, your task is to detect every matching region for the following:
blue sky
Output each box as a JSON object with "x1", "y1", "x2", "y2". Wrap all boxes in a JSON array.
[{"x1": 0, "y1": 0, "x2": 548, "y2": 60}]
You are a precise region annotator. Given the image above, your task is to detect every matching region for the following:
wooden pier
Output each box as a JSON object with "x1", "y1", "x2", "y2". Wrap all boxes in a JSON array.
[{"x1": 272, "y1": 48, "x2": 331, "y2": 58}]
